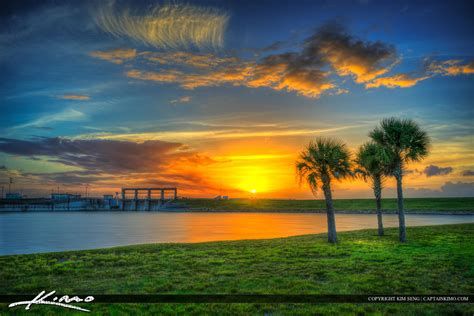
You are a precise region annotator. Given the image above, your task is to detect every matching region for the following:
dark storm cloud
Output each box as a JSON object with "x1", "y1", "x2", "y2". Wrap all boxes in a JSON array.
[
  {"x1": 462, "y1": 170, "x2": 474, "y2": 176},
  {"x1": 402, "y1": 182, "x2": 474, "y2": 197},
  {"x1": 23, "y1": 170, "x2": 104, "y2": 185},
  {"x1": 0, "y1": 137, "x2": 211, "y2": 174},
  {"x1": 423, "y1": 165, "x2": 453, "y2": 177}
]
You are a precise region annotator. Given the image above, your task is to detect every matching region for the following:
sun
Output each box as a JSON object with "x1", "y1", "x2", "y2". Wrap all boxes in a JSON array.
[{"x1": 250, "y1": 189, "x2": 257, "y2": 194}]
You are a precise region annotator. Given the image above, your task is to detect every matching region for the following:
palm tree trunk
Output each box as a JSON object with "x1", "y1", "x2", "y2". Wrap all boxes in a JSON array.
[
  {"x1": 395, "y1": 165, "x2": 406, "y2": 242},
  {"x1": 322, "y1": 180, "x2": 337, "y2": 244},
  {"x1": 373, "y1": 176, "x2": 384, "y2": 236}
]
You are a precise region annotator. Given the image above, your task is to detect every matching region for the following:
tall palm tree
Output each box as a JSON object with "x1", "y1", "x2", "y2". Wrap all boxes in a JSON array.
[
  {"x1": 355, "y1": 142, "x2": 390, "y2": 236},
  {"x1": 296, "y1": 137, "x2": 352, "y2": 243},
  {"x1": 370, "y1": 118, "x2": 430, "y2": 242}
]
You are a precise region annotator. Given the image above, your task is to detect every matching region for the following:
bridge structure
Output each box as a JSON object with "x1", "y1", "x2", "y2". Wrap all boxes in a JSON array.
[{"x1": 121, "y1": 187, "x2": 178, "y2": 211}]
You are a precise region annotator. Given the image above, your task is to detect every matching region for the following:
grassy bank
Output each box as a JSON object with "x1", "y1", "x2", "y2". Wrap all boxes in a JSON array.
[
  {"x1": 1, "y1": 224, "x2": 473, "y2": 315},
  {"x1": 180, "y1": 197, "x2": 474, "y2": 213}
]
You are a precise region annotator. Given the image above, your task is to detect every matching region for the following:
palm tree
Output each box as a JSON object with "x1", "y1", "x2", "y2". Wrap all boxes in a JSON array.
[
  {"x1": 355, "y1": 142, "x2": 390, "y2": 236},
  {"x1": 296, "y1": 137, "x2": 352, "y2": 243},
  {"x1": 370, "y1": 118, "x2": 430, "y2": 242}
]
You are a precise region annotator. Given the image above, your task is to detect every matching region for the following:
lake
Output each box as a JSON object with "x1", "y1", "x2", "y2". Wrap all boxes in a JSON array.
[{"x1": 1, "y1": 212, "x2": 473, "y2": 255}]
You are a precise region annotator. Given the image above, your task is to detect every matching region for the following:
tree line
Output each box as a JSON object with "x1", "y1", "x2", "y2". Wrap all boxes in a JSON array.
[{"x1": 296, "y1": 117, "x2": 430, "y2": 243}]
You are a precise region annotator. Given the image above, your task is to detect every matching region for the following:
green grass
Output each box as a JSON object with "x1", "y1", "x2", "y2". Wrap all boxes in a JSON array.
[
  {"x1": 1, "y1": 224, "x2": 473, "y2": 315},
  {"x1": 180, "y1": 197, "x2": 474, "y2": 213}
]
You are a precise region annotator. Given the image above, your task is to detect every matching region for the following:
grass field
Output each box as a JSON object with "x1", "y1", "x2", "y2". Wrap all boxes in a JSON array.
[
  {"x1": 180, "y1": 197, "x2": 474, "y2": 213},
  {"x1": 1, "y1": 224, "x2": 473, "y2": 315}
]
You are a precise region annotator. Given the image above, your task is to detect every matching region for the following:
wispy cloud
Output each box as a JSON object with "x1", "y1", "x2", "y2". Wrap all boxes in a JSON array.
[
  {"x1": 144, "y1": 51, "x2": 238, "y2": 68},
  {"x1": 94, "y1": 2, "x2": 229, "y2": 50},
  {"x1": 75, "y1": 124, "x2": 365, "y2": 142},
  {"x1": 57, "y1": 94, "x2": 91, "y2": 101},
  {"x1": 13, "y1": 109, "x2": 86, "y2": 129},
  {"x1": 170, "y1": 96, "x2": 192, "y2": 104},
  {"x1": 89, "y1": 48, "x2": 137, "y2": 64}
]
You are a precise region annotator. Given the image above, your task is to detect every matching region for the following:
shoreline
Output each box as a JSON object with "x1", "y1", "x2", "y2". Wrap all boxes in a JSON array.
[
  {"x1": 182, "y1": 208, "x2": 474, "y2": 215},
  {"x1": 1, "y1": 208, "x2": 473, "y2": 215},
  {"x1": 2, "y1": 223, "x2": 473, "y2": 257}
]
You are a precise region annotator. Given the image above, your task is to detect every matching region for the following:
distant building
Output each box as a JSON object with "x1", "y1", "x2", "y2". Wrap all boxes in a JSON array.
[
  {"x1": 103, "y1": 194, "x2": 118, "y2": 208},
  {"x1": 5, "y1": 192, "x2": 22, "y2": 199},
  {"x1": 214, "y1": 195, "x2": 229, "y2": 200},
  {"x1": 51, "y1": 193, "x2": 81, "y2": 200}
]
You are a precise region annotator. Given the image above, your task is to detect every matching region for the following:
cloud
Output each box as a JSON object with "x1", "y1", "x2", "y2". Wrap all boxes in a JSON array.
[
  {"x1": 144, "y1": 51, "x2": 238, "y2": 68},
  {"x1": 0, "y1": 137, "x2": 212, "y2": 173},
  {"x1": 439, "y1": 181, "x2": 474, "y2": 196},
  {"x1": 75, "y1": 123, "x2": 364, "y2": 142},
  {"x1": 126, "y1": 69, "x2": 182, "y2": 84},
  {"x1": 13, "y1": 109, "x2": 86, "y2": 129},
  {"x1": 91, "y1": 22, "x2": 473, "y2": 97},
  {"x1": 428, "y1": 60, "x2": 474, "y2": 76},
  {"x1": 307, "y1": 23, "x2": 398, "y2": 83},
  {"x1": 245, "y1": 52, "x2": 334, "y2": 98},
  {"x1": 94, "y1": 2, "x2": 229, "y2": 50},
  {"x1": 462, "y1": 170, "x2": 474, "y2": 176},
  {"x1": 57, "y1": 94, "x2": 91, "y2": 101},
  {"x1": 89, "y1": 48, "x2": 137, "y2": 64},
  {"x1": 365, "y1": 73, "x2": 430, "y2": 88},
  {"x1": 368, "y1": 59, "x2": 474, "y2": 89},
  {"x1": 170, "y1": 96, "x2": 191, "y2": 104},
  {"x1": 402, "y1": 182, "x2": 474, "y2": 197},
  {"x1": 125, "y1": 62, "x2": 254, "y2": 90},
  {"x1": 119, "y1": 23, "x2": 399, "y2": 98},
  {"x1": 125, "y1": 53, "x2": 334, "y2": 98},
  {"x1": 423, "y1": 164, "x2": 453, "y2": 177},
  {"x1": 0, "y1": 137, "x2": 221, "y2": 196},
  {"x1": 0, "y1": 137, "x2": 217, "y2": 191}
]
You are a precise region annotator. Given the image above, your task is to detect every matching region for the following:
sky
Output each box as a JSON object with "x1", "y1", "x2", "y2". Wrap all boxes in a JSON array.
[{"x1": 0, "y1": 0, "x2": 473, "y2": 199}]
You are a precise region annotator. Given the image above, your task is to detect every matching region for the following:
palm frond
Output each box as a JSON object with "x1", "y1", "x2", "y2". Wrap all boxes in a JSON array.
[
  {"x1": 296, "y1": 137, "x2": 353, "y2": 195},
  {"x1": 369, "y1": 117, "x2": 430, "y2": 169}
]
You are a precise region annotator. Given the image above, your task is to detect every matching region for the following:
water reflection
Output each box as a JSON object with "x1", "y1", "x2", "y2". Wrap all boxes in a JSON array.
[{"x1": 0, "y1": 212, "x2": 472, "y2": 255}]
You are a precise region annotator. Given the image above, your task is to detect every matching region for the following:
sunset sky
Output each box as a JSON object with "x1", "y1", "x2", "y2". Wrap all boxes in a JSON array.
[{"x1": 0, "y1": 0, "x2": 473, "y2": 198}]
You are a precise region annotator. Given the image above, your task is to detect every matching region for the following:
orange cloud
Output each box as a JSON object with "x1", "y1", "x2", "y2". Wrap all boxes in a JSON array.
[
  {"x1": 365, "y1": 73, "x2": 431, "y2": 88},
  {"x1": 275, "y1": 69, "x2": 335, "y2": 98},
  {"x1": 312, "y1": 23, "x2": 398, "y2": 83},
  {"x1": 144, "y1": 51, "x2": 239, "y2": 68},
  {"x1": 57, "y1": 94, "x2": 90, "y2": 100},
  {"x1": 126, "y1": 69, "x2": 183, "y2": 83},
  {"x1": 0, "y1": 137, "x2": 224, "y2": 197},
  {"x1": 366, "y1": 59, "x2": 474, "y2": 89},
  {"x1": 94, "y1": 3, "x2": 228, "y2": 50},
  {"x1": 125, "y1": 63, "x2": 334, "y2": 98},
  {"x1": 428, "y1": 60, "x2": 474, "y2": 76},
  {"x1": 91, "y1": 22, "x2": 474, "y2": 98},
  {"x1": 90, "y1": 48, "x2": 137, "y2": 64}
]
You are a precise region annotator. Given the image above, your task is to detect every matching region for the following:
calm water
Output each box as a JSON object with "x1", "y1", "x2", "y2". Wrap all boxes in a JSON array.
[{"x1": 1, "y1": 212, "x2": 473, "y2": 255}]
